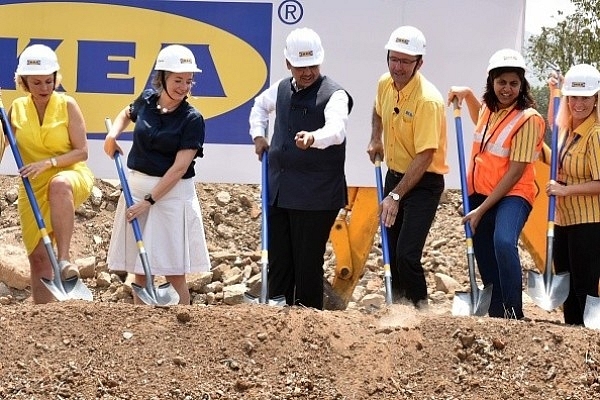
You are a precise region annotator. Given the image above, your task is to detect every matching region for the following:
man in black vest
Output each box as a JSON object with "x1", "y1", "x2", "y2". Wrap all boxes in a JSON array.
[{"x1": 249, "y1": 28, "x2": 353, "y2": 309}]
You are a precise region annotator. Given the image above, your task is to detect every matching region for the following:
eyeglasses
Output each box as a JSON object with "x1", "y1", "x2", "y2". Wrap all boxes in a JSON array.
[{"x1": 388, "y1": 57, "x2": 419, "y2": 65}]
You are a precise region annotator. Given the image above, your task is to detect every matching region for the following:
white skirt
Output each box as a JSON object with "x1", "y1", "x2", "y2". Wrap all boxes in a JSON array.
[{"x1": 107, "y1": 170, "x2": 211, "y2": 275}]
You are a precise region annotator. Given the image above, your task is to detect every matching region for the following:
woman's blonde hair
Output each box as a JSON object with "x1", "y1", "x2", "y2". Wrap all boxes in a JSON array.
[{"x1": 555, "y1": 92, "x2": 600, "y2": 130}]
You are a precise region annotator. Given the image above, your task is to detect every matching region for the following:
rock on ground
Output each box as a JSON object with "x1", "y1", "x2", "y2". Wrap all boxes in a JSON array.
[{"x1": 2, "y1": 175, "x2": 598, "y2": 400}]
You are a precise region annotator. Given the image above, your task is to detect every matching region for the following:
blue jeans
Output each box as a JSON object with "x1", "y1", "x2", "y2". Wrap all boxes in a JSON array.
[{"x1": 469, "y1": 194, "x2": 531, "y2": 319}]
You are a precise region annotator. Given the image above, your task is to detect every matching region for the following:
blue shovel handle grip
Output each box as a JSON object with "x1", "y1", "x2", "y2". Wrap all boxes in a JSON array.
[{"x1": 113, "y1": 152, "x2": 144, "y2": 242}]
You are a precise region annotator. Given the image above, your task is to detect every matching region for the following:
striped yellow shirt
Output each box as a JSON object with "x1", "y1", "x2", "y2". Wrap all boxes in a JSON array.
[
  {"x1": 484, "y1": 105, "x2": 540, "y2": 163},
  {"x1": 556, "y1": 115, "x2": 600, "y2": 226}
]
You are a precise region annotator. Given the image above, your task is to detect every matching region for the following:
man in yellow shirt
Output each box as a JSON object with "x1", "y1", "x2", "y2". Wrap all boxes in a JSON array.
[{"x1": 367, "y1": 25, "x2": 448, "y2": 306}]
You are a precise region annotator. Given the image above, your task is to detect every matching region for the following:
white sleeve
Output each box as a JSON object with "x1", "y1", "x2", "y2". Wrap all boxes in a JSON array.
[
  {"x1": 310, "y1": 89, "x2": 350, "y2": 149},
  {"x1": 248, "y1": 79, "x2": 283, "y2": 140}
]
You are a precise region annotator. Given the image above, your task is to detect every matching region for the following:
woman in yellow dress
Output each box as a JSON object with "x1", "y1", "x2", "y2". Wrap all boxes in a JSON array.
[{"x1": 3, "y1": 44, "x2": 93, "y2": 303}]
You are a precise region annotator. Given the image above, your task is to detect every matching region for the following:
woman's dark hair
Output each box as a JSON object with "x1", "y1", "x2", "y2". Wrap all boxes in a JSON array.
[
  {"x1": 152, "y1": 70, "x2": 170, "y2": 91},
  {"x1": 482, "y1": 67, "x2": 536, "y2": 111}
]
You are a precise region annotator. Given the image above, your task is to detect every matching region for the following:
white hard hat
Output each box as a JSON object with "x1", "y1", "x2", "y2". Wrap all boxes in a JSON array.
[
  {"x1": 487, "y1": 48, "x2": 526, "y2": 73},
  {"x1": 154, "y1": 45, "x2": 201, "y2": 73},
  {"x1": 284, "y1": 28, "x2": 324, "y2": 67},
  {"x1": 384, "y1": 26, "x2": 426, "y2": 56},
  {"x1": 562, "y1": 64, "x2": 600, "y2": 96},
  {"x1": 16, "y1": 44, "x2": 59, "y2": 75}
]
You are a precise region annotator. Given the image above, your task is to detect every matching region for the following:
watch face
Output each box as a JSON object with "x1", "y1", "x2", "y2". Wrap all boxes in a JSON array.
[{"x1": 389, "y1": 192, "x2": 400, "y2": 201}]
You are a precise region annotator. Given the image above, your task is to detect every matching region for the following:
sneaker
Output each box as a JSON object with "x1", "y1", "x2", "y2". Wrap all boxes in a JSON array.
[{"x1": 59, "y1": 260, "x2": 80, "y2": 280}]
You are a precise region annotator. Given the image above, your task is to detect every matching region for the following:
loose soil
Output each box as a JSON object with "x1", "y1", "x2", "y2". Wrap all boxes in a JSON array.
[{"x1": 1, "y1": 175, "x2": 599, "y2": 400}]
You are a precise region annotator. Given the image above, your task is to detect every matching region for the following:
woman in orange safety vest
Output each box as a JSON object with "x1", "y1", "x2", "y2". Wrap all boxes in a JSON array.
[{"x1": 447, "y1": 48, "x2": 545, "y2": 320}]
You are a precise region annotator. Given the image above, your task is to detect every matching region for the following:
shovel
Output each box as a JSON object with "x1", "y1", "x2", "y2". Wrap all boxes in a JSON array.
[
  {"x1": 105, "y1": 118, "x2": 179, "y2": 306},
  {"x1": 242, "y1": 152, "x2": 286, "y2": 306},
  {"x1": 526, "y1": 68, "x2": 570, "y2": 312},
  {"x1": 0, "y1": 93, "x2": 92, "y2": 301},
  {"x1": 450, "y1": 98, "x2": 492, "y2": 316},
  {"x1": 584, "y1": 280, "x2": 600, "y2": 329},
  {"x1": 374, "y1": 155, "x2": 393, "y2": 305}
]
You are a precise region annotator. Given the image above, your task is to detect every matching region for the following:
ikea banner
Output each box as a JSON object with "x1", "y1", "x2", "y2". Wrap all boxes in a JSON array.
[{"x1": 0, "y1": 0, "x2": 525, "y2": 188}]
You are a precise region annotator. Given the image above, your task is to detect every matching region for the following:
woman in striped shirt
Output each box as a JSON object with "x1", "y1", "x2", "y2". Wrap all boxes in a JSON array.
[{"x1": 547, "y1": 64, "x2": 600, "y2": 325}]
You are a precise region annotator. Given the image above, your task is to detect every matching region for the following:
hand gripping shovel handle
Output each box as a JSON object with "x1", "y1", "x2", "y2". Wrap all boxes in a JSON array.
[
  {"x1": 452, "y1": 99, "x2": 477, "y2": 295},
  {"x1": 544, "y1": 75, "x2": 562, "y2": 285},
  {"x1": 105, "y1": 118, "x2": 179, "y2": 306},
  {"x1": 0, "y1": 93, "x2": 92, "y2": 301},
  {"x1": 104, "y1": 120, "x2": 146, "y2": 253},
  {"x1": 526, "y1": 65, "x2": 569, "y2": 311},
  {"x1": 374, "y1": 155, "x2": 393, "y2": 305},
  {"x1": 452, "y1": 98, "x2": 491, "y2": 316}
]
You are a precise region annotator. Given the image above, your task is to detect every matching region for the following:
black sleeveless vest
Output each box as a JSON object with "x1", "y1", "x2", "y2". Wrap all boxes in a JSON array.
[{"x1": 268, "y1": 76, "x2": 353, "y2": 210}]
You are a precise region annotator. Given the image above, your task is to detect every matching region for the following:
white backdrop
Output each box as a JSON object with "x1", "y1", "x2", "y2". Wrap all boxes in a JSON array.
[{"x1": 0, "y1": 0, "x2": 526, "y2": 189}]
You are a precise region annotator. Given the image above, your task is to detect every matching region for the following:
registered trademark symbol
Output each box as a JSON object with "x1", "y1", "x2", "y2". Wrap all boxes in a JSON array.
[{"x1": 278, "y1": 0, "x2": 303, "y2": 25}]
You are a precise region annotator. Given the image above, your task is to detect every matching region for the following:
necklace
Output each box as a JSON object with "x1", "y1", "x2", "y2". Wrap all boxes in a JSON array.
[{"x1": 156, "y1": 103, "x2": 176, "y2": 114}]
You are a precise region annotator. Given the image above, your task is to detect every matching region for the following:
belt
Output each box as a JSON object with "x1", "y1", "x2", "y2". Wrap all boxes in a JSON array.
[{"x1": 388, "y1": 169, "x2": 404, "y2": 178}]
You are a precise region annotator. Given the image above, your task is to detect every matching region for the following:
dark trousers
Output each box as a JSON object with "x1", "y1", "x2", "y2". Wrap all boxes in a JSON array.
[
  {"x1": 267, "y1": 206, "x2": 338, "y2": 309},
  {"x1": 469, "y1": 194, "x2": 531, "y2": 319},
  {"x1": 554, "y1": 222, "x2": 600, "y2": 325},
  {"x1": 384, "y1": 170, "x2": 444, "y2": 305}
]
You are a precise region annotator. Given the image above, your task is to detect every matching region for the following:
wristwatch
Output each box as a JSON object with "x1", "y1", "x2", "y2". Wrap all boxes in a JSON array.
[
  {"x1": 388, "y1": 192, "x2": 400, "y2": 201},
  {"x1": 50, "y1": 157, "x2": 58, "y2": 167},
  {"x1": 144, "y1": 193, "x2": 156, "y2": 205}
]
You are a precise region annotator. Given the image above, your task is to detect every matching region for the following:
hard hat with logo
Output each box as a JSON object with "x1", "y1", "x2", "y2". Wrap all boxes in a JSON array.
[
  {"x1": 487, "y1": 48, "x2": 526, "y2": 73},
  {"x1": 562, "y1": 64, "x2": 600, "y2": 96},
  {"x1": 284, "y1": 28, "x2": 325, "y2": 67},
  {"x1": 384, "y1": 26, "x2": 426, "y2": 56},
  {"x1": 16, "y1": 44, "x2": 60, "y2": 75},
  {"x1": 154, "y1": 45, "x2": 201, "y2": 73}
]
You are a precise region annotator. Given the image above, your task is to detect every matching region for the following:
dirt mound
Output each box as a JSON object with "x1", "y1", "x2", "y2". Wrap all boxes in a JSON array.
[{"x1": 1, "y1": 175, "x2": 599, "y2": 399}]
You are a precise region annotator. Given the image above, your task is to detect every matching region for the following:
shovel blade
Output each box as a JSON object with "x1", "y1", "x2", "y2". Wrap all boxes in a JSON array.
[
  {"x1": 243, "y1": 292, "x2": 286, "y2": 306},
  {"x1": 268, "y1": 295, "x2": 286, "y2": 306},
  {"x1": 527, "y1": 270, "x2": 570, "y2": 311},
  {"x1": 243, "y1": 292, "x2": 259, "y2": 304},
  {"x1": 132, "y1": 282, "x2": 180, "y2": 306},
  {"x1": 452, "y1": 284, "x2": 493, "y2": 317},
  {"x1": 584, "y1": 295, "x2": 600, "y2": 330},
  {"x1": 41, "y1": 276, "x2": 94, "y2": 302}
]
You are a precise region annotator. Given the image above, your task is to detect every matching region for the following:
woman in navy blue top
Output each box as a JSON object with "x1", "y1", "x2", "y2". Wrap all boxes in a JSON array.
[{"x1": 104, "y1": 45, "x2": 210, "y2": 305}]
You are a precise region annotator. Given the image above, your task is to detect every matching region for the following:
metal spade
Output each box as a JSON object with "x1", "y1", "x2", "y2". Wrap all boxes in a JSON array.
[
  {"x1": 242, "y1": 151, "x2": 286, "y2": 306},
  {"x1": 374, "y1": 155, "x2": 393, "y2": 305},
  {"x1": 584, "y1": 282, "x2": 600, "y2": 329},
  {"x1": 0, "y1": 92, "x2": 92, "y2": 301},
  {"x1": 106, "y1": 118, "x2": 179, "y2": 306},
  {"x1": 450, "y1": 98, "x2": 492, "y2": 316},
  {"x1": 526, "y1": 67, "x2": 570, "y2": 312}
]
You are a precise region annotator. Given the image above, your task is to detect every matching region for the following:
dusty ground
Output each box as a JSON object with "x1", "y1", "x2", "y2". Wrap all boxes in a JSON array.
[{"x1": 1, "y1": 174, "x2": 600, "y2": 399}]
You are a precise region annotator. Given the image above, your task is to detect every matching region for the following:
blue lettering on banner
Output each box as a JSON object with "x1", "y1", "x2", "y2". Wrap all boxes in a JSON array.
[{"x1": 0, "y1": 0, "x2": 273, "y2": 145}]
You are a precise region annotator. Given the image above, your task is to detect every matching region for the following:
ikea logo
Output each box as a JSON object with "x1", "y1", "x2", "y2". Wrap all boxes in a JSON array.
[{"x1": 0, "y1": 0, "x2": 272, "y2": 145}]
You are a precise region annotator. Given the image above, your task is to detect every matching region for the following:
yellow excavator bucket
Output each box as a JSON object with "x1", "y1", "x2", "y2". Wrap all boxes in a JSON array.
[
  {"x1": 521, "y1": 152, "x2": 551, "y2": 273},
  {"x1": 329, "y1": 187, "x2": 380, "y2": 307}
]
